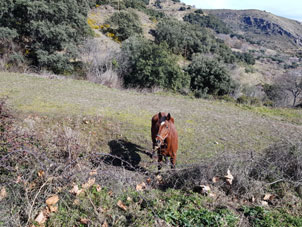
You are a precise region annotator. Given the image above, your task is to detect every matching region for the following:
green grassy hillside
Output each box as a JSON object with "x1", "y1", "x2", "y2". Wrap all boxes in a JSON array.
[
  {"x1": 1, "y1": 72, "x2": 302, "y2": 226},
  {"x1": 1, "y1": 72, "x2": 302, "y2": 165}
]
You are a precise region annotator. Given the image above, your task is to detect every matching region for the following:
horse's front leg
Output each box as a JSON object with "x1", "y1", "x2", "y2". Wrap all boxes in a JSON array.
[{"x1": 157, "y1": 150, "x2": 163, "y2": 171}]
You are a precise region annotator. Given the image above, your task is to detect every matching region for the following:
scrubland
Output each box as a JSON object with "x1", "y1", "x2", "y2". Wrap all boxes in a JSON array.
[{"x1": 1, "y1": 72, "x2": 302, "y2": 226}]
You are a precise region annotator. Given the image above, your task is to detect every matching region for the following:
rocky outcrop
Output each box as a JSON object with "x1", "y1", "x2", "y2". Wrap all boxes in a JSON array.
[
  {"x1": 205, "y1": 9, "x2": 302, "y2": 50},
  {"x1": 242, "y1": 16, "x2": 294, "y2": 38}
]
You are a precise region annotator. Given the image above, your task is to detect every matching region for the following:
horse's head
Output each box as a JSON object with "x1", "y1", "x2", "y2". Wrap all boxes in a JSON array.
[{"x1": 155, "y1": 112, "x2": 173, "y2": 149}]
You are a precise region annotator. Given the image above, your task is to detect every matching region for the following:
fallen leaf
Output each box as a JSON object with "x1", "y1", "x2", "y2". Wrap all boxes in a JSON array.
[
  {"x1": 73, "y1": 199, "x2": 80, "y2": 205},
  {"x1": 201, "y1": 185, "x2": 211, "y2": 194},
  {"x1": 102, "y1": 220, "x2": 108, "y2": 227},
  {"x1": 193, "y1": 185, "x2": 211, "y2": 195},
  {"x1": 108, "y1": 190, "x2": 113, "y2": 197},
  {"x1": 209, "y1": 193, "x2": 216, "y2": 198},
  {"x1": 224, "y1": 169, "x2": 234, "y2": 185},
  {"x1": 156, "y1": 175, "x2": 163, "y2": 184},
  {"x1": 117, "y1": 200, "x2": 127, "y2": 211},
  {"x1": 49, "y1": 205, "x2": 58, "y2": 213},
  {"x1": 38, "y1": 170, "x2": 45, "y2": 177},
  {"x1": 96, "y1": 184, "x2": 102, "y2": 192},
  {"x1": 146, "y1": 178, "x2": 151, "y2": 184},
  {"x1": 156, "y1": 175, "x2": 162, "y2": 181},
  {"x1": 0, "y1": 187, "x2": 7, "y2": 201},
  {"x1": 89, "y1": 170, "x2": 97, "y2": 176},
  {"x1": 263, "y1": 193, "x2": 275, "y2": 201},
  {"x1": 69, "y1": 185, "x2": 83, "y2": 196},
  {"x1": 80, "y1": 218, "x2": 90, "y2": 224},
  {"x1": 82, "y1": 178, "x2": 95, "y2": 189},
  {"x1": 35, "y1": 210, "x2": 47, "y2": 225},
  {"x1": 28, "y1": 182, "x2": 36, "y2": 190},
  {"x1": 212, "y1": 176, "x2": 220, "y2": 183},
  {"x1": 136, "y1": 182, "x2": 146, "y2": 192},
  {"x1": 46, "y1": 195, "x2": 59, "y2": 206},
  {"x1": 127, "y1": 196, "x2": 132, "y2": 202},
  {"x1": 250, "y1": 196, "x2": 256, "y2": 203},
  {"x1": 261, "y1": 201, "x2": 269, "y2": 206}
]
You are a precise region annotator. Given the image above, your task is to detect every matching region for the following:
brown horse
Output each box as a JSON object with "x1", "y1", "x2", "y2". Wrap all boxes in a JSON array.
[{"x1": 151, "y1": 112, "x2": 178, "y2": 170}]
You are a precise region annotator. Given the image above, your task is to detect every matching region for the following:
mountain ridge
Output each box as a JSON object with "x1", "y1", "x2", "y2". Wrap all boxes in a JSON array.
[{"x1": 204, "y1": 9, "x2": 302, "y2": 51}]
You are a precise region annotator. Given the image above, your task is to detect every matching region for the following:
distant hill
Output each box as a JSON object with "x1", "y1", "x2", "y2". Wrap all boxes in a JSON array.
[{"x1": 205, "y1": 9, "x2": 302, "y2": 51}]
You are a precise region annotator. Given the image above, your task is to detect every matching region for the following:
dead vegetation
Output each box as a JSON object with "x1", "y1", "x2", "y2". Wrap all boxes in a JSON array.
[{"x1": 1, "y1": 99, "x2": 302, "y2": 226}]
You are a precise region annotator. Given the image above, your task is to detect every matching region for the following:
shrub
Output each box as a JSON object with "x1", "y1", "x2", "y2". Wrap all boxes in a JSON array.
[
  {"x1": 0, "y1": 0, "x2": 92, "y2": 74},
  {"x1": 263, "y1": 84, "x2": 283, "y2": 106},
  {"x1": 0, "y1": 27, "x2": 27, "y2": 71},
  {"x1": 154, "y1": 19, "x2": 211, "y2": 58},
  {"x1": 217, "y1": 95, "x2": 236, "y2": 103},
  {"x1": 186, "y1": 55, "x2": 234, "y2": 96},
  {"x1": 234, "y1": 52, "x2": 256, "y2": 65},
  {"x1": 245, "y1": 65, "x2": 255, "y2": 73},
  {"x1": 183, "y1": 13, "x2": 231, "y2": 34},
  {"x1": 195, "y1": 9, "x2": 204, "y2": 14},
  {"x1": 80, "y1": 38, "x2": 121, "y2": 87},
  {"x1": 154, "y1": 18, "x2": 235, "y2": 63},
  {"x1": 105, "y1": 11, "x2": 143, "y2": 41},
  {"x1": 124, "y1": 0, "x2": 149, "y2": 11},
  {"x1": 237, "y1": 95, "x2": 250, "y2": 104},
  {"x1": 119, "y1": 36, "x2": 189, "y2": 90}
]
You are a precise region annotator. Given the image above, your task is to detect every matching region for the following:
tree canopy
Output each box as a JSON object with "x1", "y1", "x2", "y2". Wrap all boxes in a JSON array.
[{"x1": 0, "y1": 0, "x2": 92, "y2": 73}]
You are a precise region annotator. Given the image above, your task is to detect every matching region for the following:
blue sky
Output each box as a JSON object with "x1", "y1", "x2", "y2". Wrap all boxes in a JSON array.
[{"x1": 182, "y1": 0, "x2": 302, "y2": 21}]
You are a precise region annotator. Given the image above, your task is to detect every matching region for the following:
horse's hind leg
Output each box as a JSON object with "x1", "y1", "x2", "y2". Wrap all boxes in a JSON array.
[{"x1": 170, "y1": 155, "x2": 176, "y2": 169}]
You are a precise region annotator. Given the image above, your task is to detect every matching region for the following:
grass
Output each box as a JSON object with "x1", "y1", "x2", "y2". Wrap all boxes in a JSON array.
[
  {"x1": 1, "y1": 72, "x2": 302, "y2": 226},
  {"x1": 46, "y1": 186, "x2": 302, "y2": 226},
  {"x1": 1, "y1": 72, "x2": 302, "y2": 166}
]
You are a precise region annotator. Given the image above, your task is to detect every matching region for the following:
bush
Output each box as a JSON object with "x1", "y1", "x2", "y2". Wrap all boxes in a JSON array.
[
  {"x1": 234, "y1": 52, "x2": 256, "y2": 65},
  {"x1": 0, "y1": 0, "x2": 92, "y2": 74},
  {"x1": 80, "y1": 38, "x2": 121, "y2": 87},
  {"x1": 119, "y1": 36, "x2": 189, "y2": 90},
  {"x1": 195, "y1": 9, "x2": 204, "y2": 14},
  {"x1": 263, "y1": 84, "x2": 283, "y2": 106},
  {"x1": 245, "y1": 65, "x2": 255, "y2": 73},
  {"x1": 237, "y1": 95, "x2": 250, "y2": 104},
  {"x1": 154, "y1": 19, "x2": 210, "y2": 58},
  {"x1": 105, "y1": 11, "x2": 143, "y2": 41},
  {"x1": 0, "y1": 27, "x2": 27, "y2": 71},
  {"x1": 154, "y1": 18, "x2": 235, "y2": 62},
  {"x1": 183, "y1": 13, "x2": 231, "y2": 34},
  {"x1": 186, "y1": 55, "x2": 234, "y2": 96}
]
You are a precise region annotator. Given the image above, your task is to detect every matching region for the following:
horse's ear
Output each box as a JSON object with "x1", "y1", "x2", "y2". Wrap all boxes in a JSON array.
[
  {"x1": 158, "y1": 112, "x2": 162, "y2": 119},
  {"x1": 167, "y1": 113, "x2": 171, "y2": 121}
]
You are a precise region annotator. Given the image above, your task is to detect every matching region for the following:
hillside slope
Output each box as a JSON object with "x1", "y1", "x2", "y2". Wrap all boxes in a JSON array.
[
  {"x1": 206, "y1": 9, "x2": 302, "y2": 51},
  {"x1": 1, "y1": 73, "x2": 302, "y2": 226},
  {"x1": 1, "y1": 72, "x2": 302, "y2": 166}
]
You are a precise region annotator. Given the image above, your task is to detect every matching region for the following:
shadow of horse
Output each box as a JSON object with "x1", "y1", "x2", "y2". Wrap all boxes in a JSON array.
[{"x1": 102, "y1": 139, "x2": 152, "y2": 173}]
